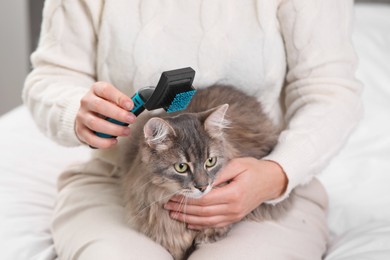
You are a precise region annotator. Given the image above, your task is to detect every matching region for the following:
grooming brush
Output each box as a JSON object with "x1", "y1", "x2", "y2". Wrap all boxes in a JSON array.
[{"x1": 95, "y1": 67, "x2": 197, "y2": 139}]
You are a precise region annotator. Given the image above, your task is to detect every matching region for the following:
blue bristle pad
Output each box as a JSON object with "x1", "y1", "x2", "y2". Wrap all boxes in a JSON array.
[{"x1": 167, "y1": 90, "x2": 197, "y2": 113}]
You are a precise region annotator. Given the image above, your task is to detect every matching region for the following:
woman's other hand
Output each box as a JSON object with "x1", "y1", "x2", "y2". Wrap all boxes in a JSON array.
[
  {"x1": 165, "y1": 158, "x2": 288, "y2": 229},
  {"x1": 75, "y1": 82, "x2": 136, "y2": 149}
]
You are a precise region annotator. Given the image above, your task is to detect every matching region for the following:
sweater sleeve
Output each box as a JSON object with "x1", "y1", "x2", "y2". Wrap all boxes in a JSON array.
[
  {"x1": 263, "y1": 0, "x2": 363, "y2": 203},
  {"x1": 22, "y1": 0, "x2": 103, "y2": 146}
]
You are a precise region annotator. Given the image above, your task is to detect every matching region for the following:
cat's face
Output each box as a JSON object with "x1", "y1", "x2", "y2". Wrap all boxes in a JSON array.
[{"x1": 141, "y1": 105, "x2": 229, "y2": 199}]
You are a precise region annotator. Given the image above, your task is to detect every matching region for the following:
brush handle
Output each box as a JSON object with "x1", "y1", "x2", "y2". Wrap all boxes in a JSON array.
[{"x1": 94, "y1": 92, "x2": 145, "y2": 138}]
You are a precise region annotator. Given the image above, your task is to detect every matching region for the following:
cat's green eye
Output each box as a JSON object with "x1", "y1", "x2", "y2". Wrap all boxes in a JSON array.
[
  {"x1": 174, "y1": 163, "x2": 189, "y2": 173},
  {"x1": 205, "y1": 157, "x2": 217, "y2": 168}
]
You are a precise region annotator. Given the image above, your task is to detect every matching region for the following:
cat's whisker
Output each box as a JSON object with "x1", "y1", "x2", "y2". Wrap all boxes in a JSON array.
[
  {"x1": 136, "y1": 176, "x2": 160, "y2": 191},
  {"x1": 136, "y1": 179, "x2": 154, "y2": 191},
  {"x1": 169, "y1": 191, "x2": 185, "y2": 220},
  {"x1": 183, "y1": 195, "x2": 189, "y2": 225},
  {"x1": 175, "y1": 193, "x2": 187, "y2": 220},
  {"x1": 175, "y1": 191, "x2": 191, "y2": 225},
  {"x1": 132, "y1": 190, "x2": 182, "y2": 220}
]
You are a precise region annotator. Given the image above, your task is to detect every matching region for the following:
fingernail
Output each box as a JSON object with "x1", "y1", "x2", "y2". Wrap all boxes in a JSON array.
[
  {"x1": 124, "y1": 101, "x2": 133, "y2": 111},
  {"x1": 126, "y1": 114, "x2": 136, "y2": 123},
  {"x1": 169, "y1": 211, "x2": 178, "y2": 219},
  {"x1": 164, "y1": 203, "x2": 172, "y2": 210},
  {"x1": 170, "y1": 196, "x2": 180, "y2": 202},
  {"x1": 123, "y1": 128, "x2": 131, "y2": 136}
]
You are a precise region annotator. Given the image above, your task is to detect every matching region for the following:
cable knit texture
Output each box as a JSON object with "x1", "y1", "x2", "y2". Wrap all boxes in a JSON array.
[{"x1": 23, "y1": 0, "x2": 363, "y2": 203}]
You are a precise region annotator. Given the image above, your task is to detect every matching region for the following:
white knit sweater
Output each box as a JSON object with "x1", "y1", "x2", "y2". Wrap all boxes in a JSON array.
[{"x1": 23, "y1": 0, "x2": 363, "y2": 202}]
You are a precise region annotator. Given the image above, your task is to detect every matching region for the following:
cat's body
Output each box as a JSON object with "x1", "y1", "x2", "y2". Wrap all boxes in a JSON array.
[{"x1": 120, "y1": 85, "x2": 293, "y2": 260}]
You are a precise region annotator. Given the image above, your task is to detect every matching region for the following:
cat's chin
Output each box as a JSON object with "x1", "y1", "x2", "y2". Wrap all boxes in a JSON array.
[{"x1": 183, "y1": 185, "x2": 212, "y2": 199}]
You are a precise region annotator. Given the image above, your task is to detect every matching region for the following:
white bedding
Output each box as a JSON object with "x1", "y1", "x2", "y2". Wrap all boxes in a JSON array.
[
  {"x1": 1, "y1": 3, "x2": 389, "y2": 260},
  {"x1": 0, "y1": 107, "x2": 91, "y2": 259}
]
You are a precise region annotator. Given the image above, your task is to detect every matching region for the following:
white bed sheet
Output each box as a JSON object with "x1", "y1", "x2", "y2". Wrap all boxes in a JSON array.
[
  {"x1": 0, "y1": 109, "x2": 90, "y2": 259},
  {"x1": 0, "y1": 3, "x2": 389, "y2": 260},
  {"x1": 318, "y1": 4, "x2": 390, "y2": 259}
]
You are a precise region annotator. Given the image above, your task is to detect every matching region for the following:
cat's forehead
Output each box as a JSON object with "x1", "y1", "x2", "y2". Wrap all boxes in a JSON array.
[
  {"x1": 167, "y1": 113, "x2": 211, "y2": 148},
  {"x1": 166, "y1": 113, "x2": 203, "y2": 130},
  {"x1": 169, "y1": 112, "x2": 199, "y2": 122}
]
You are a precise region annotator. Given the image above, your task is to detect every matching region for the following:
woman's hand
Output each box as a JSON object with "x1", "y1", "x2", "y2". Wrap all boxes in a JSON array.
[
  {"x1": 75, "y1": 82, "x2": 136, "y2": 149},
  {"x1": 164, "y1": 158, "x2": 288, "y2": 229}
]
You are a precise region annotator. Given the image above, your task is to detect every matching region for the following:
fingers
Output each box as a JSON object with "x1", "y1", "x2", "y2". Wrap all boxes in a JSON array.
[
  {"x1": 170, "y1": 212, "x2": 232, "y2": 229},
  {"x1": 75, "y1": 120, "x2": 118, "y2": 149},
  {"x1": 81, "y1": 111, "x2": 131, "y2": 137},
  {"x1": 213, "y1": 159, "x2": 246, "y2": 187},
  {"x1": 76, "y1": 82, "x2": 137, "y2": 149},
  {"x1": 165, "y1": 199, "x2": 230, "y2": 217},
  {"x1": 85, "y1": 82, "x2": 136, "y2": 124},
  {"x1": 92, "y1": 82, "x2": 134, "y2": 110},
  {"x1": 165, "y1": 185, "x2": 246, "y2": 228},
  {"x1": 76, "y1": 112, "x2": 131, "y2": 149},
  {"x1": 166, "y1": 201, "x2": 242, "y2": 229},
  {"x1": 81, "y1": 95, "x2": 136, "y2": 125}
]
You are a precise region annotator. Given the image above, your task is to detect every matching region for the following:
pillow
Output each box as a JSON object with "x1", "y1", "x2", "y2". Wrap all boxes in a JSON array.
[{"x1": 326, "y1": 221, "x2": 390, "y2": 260}]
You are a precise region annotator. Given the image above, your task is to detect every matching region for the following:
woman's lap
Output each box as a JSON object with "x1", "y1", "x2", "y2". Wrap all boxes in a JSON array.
[{"x1": 51, "y1": 159, "x2": 328, "y2": 260}]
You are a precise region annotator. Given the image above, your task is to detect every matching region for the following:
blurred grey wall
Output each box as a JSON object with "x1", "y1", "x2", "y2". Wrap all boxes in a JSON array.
[
  {"x1": 0, "y1": 0, "x2": 29, "y2": 116},
  {"x1": 29, "y1": 0, "x2": 44, "y2": 54},
  {"x1": 0, "y1": 0, "x2": 44, "y2": 116}
]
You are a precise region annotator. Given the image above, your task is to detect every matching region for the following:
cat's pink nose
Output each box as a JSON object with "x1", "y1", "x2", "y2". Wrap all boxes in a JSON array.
[{"x1": 194, "y1": 184, "x2": 207, "y2": 193}]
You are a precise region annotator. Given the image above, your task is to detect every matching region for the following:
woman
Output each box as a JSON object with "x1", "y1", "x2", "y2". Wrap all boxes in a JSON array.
[{"x1": 23, "y1": 0, "x2": 362, "y2": 259}]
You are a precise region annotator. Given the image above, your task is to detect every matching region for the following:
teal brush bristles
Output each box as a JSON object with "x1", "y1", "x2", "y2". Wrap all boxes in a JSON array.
[{"x1": 167, "y1": 90, "x2": 197, "y2": 113}]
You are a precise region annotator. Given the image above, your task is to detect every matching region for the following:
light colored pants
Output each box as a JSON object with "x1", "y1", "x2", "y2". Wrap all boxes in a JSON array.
[{"x1": 52, "y1": 159, "x2": 329, "y2": 260}]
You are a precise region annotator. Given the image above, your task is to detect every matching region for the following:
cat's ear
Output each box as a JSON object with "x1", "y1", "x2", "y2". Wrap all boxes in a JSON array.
[
  {"x1": 144, "y1": 118, "x2": 176, "y2": 150},
  {"x1": 204, "y1": 104, "x2": 230, "y2": 138}
]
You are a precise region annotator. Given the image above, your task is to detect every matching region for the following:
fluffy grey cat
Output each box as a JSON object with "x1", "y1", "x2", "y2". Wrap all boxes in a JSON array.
[{"x1": 120, "y1": 85, "x2": 293, "y2": 260}]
